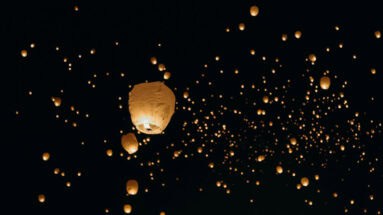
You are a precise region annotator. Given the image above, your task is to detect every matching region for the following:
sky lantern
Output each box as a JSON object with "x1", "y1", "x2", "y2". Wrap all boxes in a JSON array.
[
  {"x1": 150, "y1": 57, "x2": 158, "y2": 65},
  {"x1": 290, "y1": 137, "x2": 297, "y2": 146},
  {"x1": 163, "y1": 71, "x2": 171, "y2": 80},
  {"x1": 129, "y1": 82, "x2": 175, "y2": 135},
  {"x1": 38, "y1": 194, "x2": 46, "y2": 203},
  {"x1": 121, "y1": 133, "x2": 139, "y2": 155},
  {"x1": 123, "y1": 204, "x2": 132, "y2": 214},
  {"x1": 375, "y1": 30, "x2": 381, "y2": 39},
  {"x1": 238, "y1": 23, "x2": 246, "y2": 31},
  {"x1": 51, "y1": 97, "x2": 62, "y2": 107},
  {"x1": 308, "y1": 54, "x2": 316, "y2": 63},
  {"x1": 158, "y1": 64, "x2": 166, "y2": 71},
  {"x1": 262, "y1": 95, "x2": 269, "y2": 104},
  {"x1": 276, "y1": 165, "x2": 283, "y2": 174},
  {"x1": 42, "y1": 152, "x2": 50, "y2": 161},
  {"x1": 250, "y1": 5, "x2": 259, "y2": 17},
  {"x1": 21, "y1": 49, "x2": 28, "y2": 57},
  {"x1": 183, "y1": 91, "x2": 189, "y2": 99},
  {"x1": 126, "y1": 179, "x2": 139, "y2": 195},
  {"x1": 301, "y1": 177, "x2": 309, "y2": 187},
  {"x1": 320, "y1": 76, "x2": 331, "y2": 90},
  {"x1": 294, "y1": 31, "x2": 302, "y2": 39}
]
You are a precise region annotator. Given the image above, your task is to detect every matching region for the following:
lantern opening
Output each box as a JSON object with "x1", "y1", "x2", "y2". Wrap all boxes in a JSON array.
[{"x1": 143, "y1": 122, "x2": 151, "y2": 131}]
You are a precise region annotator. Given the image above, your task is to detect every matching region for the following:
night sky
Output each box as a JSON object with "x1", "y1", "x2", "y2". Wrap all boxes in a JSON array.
[{"x1": 7, "y1": 1, "x2": 383, "y2": 214}]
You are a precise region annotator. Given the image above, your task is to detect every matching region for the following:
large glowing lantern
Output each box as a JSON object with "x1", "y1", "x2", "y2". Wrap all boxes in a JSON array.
[
  {"x1": 129, "y1": 82, "x2": 175, "y2": 134},
  {"x1": 126, "y1": 179, "x2": 139, "y2": 195},
  {"x1": 121, "y1": 133, "x2": 139, "y2": 155}
]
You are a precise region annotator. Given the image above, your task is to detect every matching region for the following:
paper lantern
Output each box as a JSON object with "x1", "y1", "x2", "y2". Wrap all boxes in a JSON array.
[
  {"x1": 257, "y1": 155, "x2": 265, "y2": 162},
  {"x1": 375, "y1": 30, "x2": 381, "y2": 39},
  {"x1": 150, "y1": 57, "x2": 158, "y2": 65},
  {"x1": 276, "y1": 165, "x2": 283, "y2": 174},
  {"x1": 320, "y1": 76, "x2": 331, "y2": 90},
  {"x1": 42, "y1": 152, "x2": 50, "y2": 161},
  {"x1": 51, "y1": 97, "x2": 62, "y2": 107},
  {"x1": 123, "y1": 204, "x2": 132, "y2": 214},
  {"x1": 21, "y1": 49, "x2": 28, "y2": 58},
  {"x1": 250, "y1": 5, "x2": 259, "y2": 17},
  {"x1": 294, "y1": 31, "x2": 302, "y2": 39},
  {"x1": 129, "y1": 82, "x2": 175, "y2": 135},
  {"x1": 290, "y1": 137, "x2": 297, "y2": 146},
  {"x1": 126, "y1": 179, "x2": 139, "y2": 195},
  {"x1": 301, "y1": 177, "x2": 309, "y2": 187},
  {"x1": 121, "y1": 133, "x2": 139, "y2": 155},
  {"x1": 163, "y1": 71, "x2": 171, "y2": 80},
  {"x1": 308, "y1": 54, "x2": 316, "y2": 63},
  {"x1": 238, "y1": 23, "x2": 246, "y2": 31},
  {"x1": 38, "y1": 194, "x2": 46, "y2": 203}
]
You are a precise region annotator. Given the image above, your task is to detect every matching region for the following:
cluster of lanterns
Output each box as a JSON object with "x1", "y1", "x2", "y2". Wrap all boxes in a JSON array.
[{"x1": 120, "y1": 81, "x2": 175, "y2": 213}]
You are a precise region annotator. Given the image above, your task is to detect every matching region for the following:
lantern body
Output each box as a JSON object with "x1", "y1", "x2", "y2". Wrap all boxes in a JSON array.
[
  {"x1": 126, "y1": 179, "x2": 139, "y2": 195},
  {"x1": 121, "y1": 133, "x2": 139, "y2": 154},
  {"x1": 301, "y1": 177, "x2": 309, "y2": 187},
  {"x1": 320, "y1": 76, "x2": 331, "y2": 90},
  {"x1": 123, "y1": 204, "x2": 132, "y2": 214},
  {"x1": 129, "y1": 82, "x2": 175, "y2": 134}
]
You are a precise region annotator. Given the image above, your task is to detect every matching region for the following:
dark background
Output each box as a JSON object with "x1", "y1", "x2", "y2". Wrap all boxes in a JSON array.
[{"x1": 5, "y1": 0, "x2": 383, "y2": 214}]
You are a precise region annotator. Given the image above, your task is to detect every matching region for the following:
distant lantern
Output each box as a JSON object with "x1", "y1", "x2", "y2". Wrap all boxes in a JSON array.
[
  {"x1": 290, "y1": 137, "x2": 297, "y2": 146},
  {"x1": 21, "y1": 49, "x2": 28, "y2": 58},
  {"x1": 123, "y1": 204, "x2": 132, "y2": 214},
  {"x1": 262, "y1": 95, "x2": 269, "y2": 104},
  {"x1": 126, "y1": 180, "x2": 139, "y2": 195},
  {"x1": 281, "y1": 34, "x2": 288, "y2": 42},
  {"x1": 38, "y1": 194, "x2": 46, "y2": 203},
  {"x1": 150, "y1": 57, "x2": 158, "y2": 65},
  {"x1": 238, "y1": 23, "x2": 246, "y2": 31},
  {"x1": 106, "y1": 149, "x2": 113, "y2": 157},
  {"x1": 121, "y1": 133, "x2": 139, "y2": 155},
  {"x1": 158, "y1": 64, "x2": 166, "y2": 72},
  {"x1": 42, "y1": 152, "x2": 50, "y2": 161},
  {"x1": 375, "y1": 30, "x2": 381, "y2": 39},
  {"x1": 276, "y1": 165, "x2": 283, "y2": 174},
  {"x1": 257, "y1": 155, "x2": 265, "y2": 162},
  {"x1": 183, "y1": 91, "x2": 189, "y2": 99},
  {"x1": 301, "y1": 177, "x2": 309, "y2": 187},
  {"x1": 320, "y1": 76, "x2": 331, "y2": 90},
  {"x1": 163, "y1": 71, "x2": 171, "y2": 80},
  {"x1": 51, "y1": 97, "x2": 62, "y2": 107},
  {"x1": 250, "y1": 5, "x2": 259, "y2": 17},
  {"x1": 129, "y1": 82, "x2": 175, "y2": 135},
  {"x1": 308, "y1": 54, "x2": 317, "y2": 63},
  {"x1": 295, "y1": 31, "x2": 302, "y2": 39},
  {"x1": 160, "y1": 212, "x2": 166, "y2": 215}
]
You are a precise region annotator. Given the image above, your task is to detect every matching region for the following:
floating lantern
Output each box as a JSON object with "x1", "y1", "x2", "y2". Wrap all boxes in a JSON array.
[
  {"x1": 250, "y1": 5, "x2": 259, "y2": 17},
  {"x1": 121, "y1": 133, "x2": 139, "y2": 155},
  {"x1": 320, "y1": 76, "x2": 331, "y2": 90},
  {"x1": 126, "y1": 179, "x2": 139, "y2": 195},
  {"x1": 129, "y1": 82, "x2": 175, "y2": 135}
]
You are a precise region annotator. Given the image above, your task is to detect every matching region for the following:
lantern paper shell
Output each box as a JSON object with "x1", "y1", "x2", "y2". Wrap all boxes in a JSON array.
[
  {"x1": 320, "y1": 76, "x2": 331, "y2": 90},
  {"x1": 129, "y1": 82, "x2": 175, "y2": 135},
  {"x1": 126, "y1": 179, "x2": 139, "y2": 195},
  {"x1": 121, "y1": 133, "x2": 139, "y2": 155}
]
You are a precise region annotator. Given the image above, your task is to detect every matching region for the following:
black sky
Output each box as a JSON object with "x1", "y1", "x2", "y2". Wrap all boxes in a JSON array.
[{"x1": 6, "y1": 1, "x2": 383, "y2": 215}]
